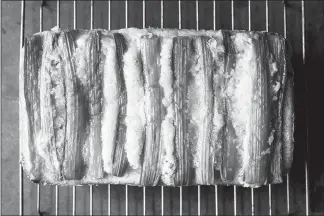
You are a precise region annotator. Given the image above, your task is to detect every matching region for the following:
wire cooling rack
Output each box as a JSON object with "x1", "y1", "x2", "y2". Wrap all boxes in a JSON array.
[{"x1": 18, "y1": 0, "x2": 314, "y2": 215}]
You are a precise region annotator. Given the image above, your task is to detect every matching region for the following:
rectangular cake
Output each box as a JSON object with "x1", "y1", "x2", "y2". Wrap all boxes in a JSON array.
[{"x1": 19, "y1": 27, "x2": 294, "y2": 187}]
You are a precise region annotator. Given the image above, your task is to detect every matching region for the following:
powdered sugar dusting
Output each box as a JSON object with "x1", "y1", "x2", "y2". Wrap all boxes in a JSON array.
[
  {"x1": 207, "y1": 37, "x2": 225, "y2": 133},
  {"x1": 159, "y1": 38, "x2": 176, "y2": 185},
  {"x1": 74, "y1": 34, "x2": 89, "y2": 88},
  {"x1": 123, "y1": 41, "x2": 146, "y2": 170},
  {"x1": 207, "y1": 36, "x2": 225, "y2": 170},
  {"x1": 227, "y1": 33, "x2": 255, "y2": 184},
  {"x1": 101, "y1": 36, "x2": 119, "y2": 174}
]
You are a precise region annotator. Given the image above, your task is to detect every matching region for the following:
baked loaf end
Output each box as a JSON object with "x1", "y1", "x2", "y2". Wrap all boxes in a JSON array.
[{"x1": 19, "y1": 27, "x2": 294, "y2": 187}]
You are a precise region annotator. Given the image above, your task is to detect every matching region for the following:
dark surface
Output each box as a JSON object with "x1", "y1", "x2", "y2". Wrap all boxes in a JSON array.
[{"x1": 1, "y1": 0, "x2": 323, "y2": 215}]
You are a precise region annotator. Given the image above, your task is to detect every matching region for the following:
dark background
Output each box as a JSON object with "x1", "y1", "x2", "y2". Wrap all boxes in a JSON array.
[{"x1": 1, "y1": 0, "x2": 323, "y2": 215}]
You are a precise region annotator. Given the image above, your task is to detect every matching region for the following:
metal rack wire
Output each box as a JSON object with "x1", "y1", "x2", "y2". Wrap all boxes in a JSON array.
[{"x1": 18, "y1": 0, "x2": 310, "y2": 215}]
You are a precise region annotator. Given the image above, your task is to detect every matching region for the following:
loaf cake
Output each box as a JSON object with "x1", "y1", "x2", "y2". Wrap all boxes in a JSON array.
[{"x1": 19, "y1": 27, "x2": 294, "y2": 187}]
